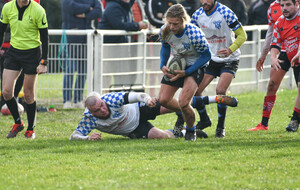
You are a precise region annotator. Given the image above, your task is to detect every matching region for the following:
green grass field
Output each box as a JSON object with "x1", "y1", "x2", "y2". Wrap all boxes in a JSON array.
[{"x1": 0, "y1": 90, "x2": 299, "y2": 189}]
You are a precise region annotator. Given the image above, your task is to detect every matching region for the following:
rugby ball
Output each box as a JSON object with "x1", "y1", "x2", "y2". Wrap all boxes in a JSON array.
[
  {"x1": 1, "y1": 103, "x2": 24, "y2": 116},
  {"x1": 166, "y1": 54, "x2": 187, "y2": 74}
]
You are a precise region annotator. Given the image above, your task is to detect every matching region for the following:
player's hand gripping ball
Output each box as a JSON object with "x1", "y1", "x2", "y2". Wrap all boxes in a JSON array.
[{"x1": 166, "y1": 54, "x2": 186, "y2": 74}]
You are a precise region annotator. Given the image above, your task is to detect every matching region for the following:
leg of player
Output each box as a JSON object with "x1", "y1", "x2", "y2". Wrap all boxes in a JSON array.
[
  {"x1": 175, "y1": 93, "x2": 238, "y2": 130},
  {"x1": 2, "y1": 69, "x2": 24, "y2": 138},
  {"x1": 23, "y1": 74, "x2": 38, "y2": 139},
  {"x1": 14, "y1": 70, "x2": 25, "y2": 98},
  {"x1": 179, "y1": 76, "x2": 198, "y2": 141},
  {"x1": 148, "y1": 127, "x2": 175, "y2": 139},
  {"x1": 214, "y1": 72, "x2": 234, "y2": 138},
  {"x1": 286, "y1": 75, "x2": 300, "y2": 132},
  {"x1": 158, "y1": 84, "x2": 181, "y2": 113},
  {"x1": 158, "y1": 84, "x2": 183, "y2": 136},
  {"x1": 195, "y1": 74, "x2": 214, "y2": 130},
  {"x1": 248, "y1": 68, "x2": 287, "y2": 131}
]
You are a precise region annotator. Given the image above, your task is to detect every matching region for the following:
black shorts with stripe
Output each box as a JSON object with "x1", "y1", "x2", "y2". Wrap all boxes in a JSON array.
[
  {"x1": 205, "y1": 59, "x2": 239, "y2": 78},
  {"x1": 4, "y1": 46, "x2": 41, "y2": 74},
  {"x1": 277, "y1": 51, "x2": 291, "y2": 72},
  {"x1": 127, "y1": 102, "x2": 161, "y2": 139}
]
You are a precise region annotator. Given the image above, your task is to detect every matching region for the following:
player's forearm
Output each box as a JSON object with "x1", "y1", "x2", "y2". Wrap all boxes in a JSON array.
[
  {"x1": 185, "y1": 49, "x2": 211, "y2": 75},
  {"x1": 260, "y1": 25, "x2": 274, "y2": 58},
  {"x1": 160, "y1": 43, "x2": 171, "y2": 69},
  {"x1": 70, "y1": 131, "x2": 89, "y2": 140},
  {"x1": 128, "y1": 92, "x2": 151, "y2": 104},
  {"x1": 39, "y1": 28, "x2": 48, "y2": 60},
  {"x1": 229, "y1": 26, "x2": 247, "y2": 53}
]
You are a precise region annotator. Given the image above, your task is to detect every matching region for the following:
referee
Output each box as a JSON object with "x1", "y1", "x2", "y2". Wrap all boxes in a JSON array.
[{"x1": 0, "y1": 0, "x2": 48, "y2": 139}]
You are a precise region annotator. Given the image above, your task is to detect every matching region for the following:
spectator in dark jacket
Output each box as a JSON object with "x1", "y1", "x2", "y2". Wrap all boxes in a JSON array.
[
  {"x1": 98, "y1": 0, "x2": 148, "y2": 43},
  {"x1": 180, "y1": 0, "x2": 201, "y2": 17},
  {"x1": 61, "y1": 0, "x2": 102, "y2": 109},
  {"x1": 97, "y1": 0, "x2": 148, "y2": 91},
  {"x1": 143, "y1": 0, "x2": 177, "y2": 28},
  {"x1": 247, "y1": 0, "x2": 274, "y2": 40},
  {"x1": 217, "y1": 0, "x2": 248, "y2": 25}
]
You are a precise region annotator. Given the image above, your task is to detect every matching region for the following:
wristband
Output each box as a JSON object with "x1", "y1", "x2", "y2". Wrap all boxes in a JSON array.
[{"x1": 40, "y1": 59, "x2": 48, "y2": 66}]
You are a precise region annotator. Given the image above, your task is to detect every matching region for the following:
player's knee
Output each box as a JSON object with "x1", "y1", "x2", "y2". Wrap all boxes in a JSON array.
[
  {"x1": 148, "y1": 128, "x2": 171, "y2": 139},
  {"x1": 158, "y1": 98, "x2": 169, "y2": 106},
  {"x1": 178, "y1": 96, "x2": 190, "y2": 109},
  {"x1": 23, "y1": 92, "x2": 35, "y2": 104},
  {"x1": 2, "y1": 89, "x2": 13, "y2": 100}
]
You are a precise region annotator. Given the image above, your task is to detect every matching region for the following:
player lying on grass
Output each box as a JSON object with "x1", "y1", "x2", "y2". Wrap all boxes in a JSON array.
[{"x1": 70, "y1": 91, "x2": 238, "y2": 141}]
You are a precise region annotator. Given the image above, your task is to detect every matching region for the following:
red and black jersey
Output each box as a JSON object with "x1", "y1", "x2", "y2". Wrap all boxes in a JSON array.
[
  {"x1": 267, "y1": 0, "x2": 282, "y2": 26},
  {"x1": 271, "y1": 10, "x2": 300, "y2": 65}
]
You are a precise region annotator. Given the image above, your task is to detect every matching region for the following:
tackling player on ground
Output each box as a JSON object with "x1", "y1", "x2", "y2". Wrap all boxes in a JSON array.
[
  {"x1": 70, "y1": 91, "x2": 238, "y2": 140},
  {"x1": 70, "y1": 91, "x2": 176, "y2": 140}
]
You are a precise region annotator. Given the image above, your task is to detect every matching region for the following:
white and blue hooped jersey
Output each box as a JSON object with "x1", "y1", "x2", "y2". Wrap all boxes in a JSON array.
[
  {"x1": 191, "y1": 2, "x2": 241, "y2": 63},
  {"x1": 75, "y1": 92, "x2": 140, "y2": 136},
  {"x1": 160, "y1": 23, "x2": 209, "y2": 67}
]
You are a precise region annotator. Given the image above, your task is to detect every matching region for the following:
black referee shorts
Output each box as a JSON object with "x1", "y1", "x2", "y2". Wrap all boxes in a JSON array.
[{"x1": 4, "y1": 46, "x2": 41, "y2": 74}]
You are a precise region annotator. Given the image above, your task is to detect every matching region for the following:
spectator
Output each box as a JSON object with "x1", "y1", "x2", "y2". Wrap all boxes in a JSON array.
[
  {"x1": 98, "y1": 0, "x2": 148, "y2": 43},
  {"x1": 143, "y1": 0, "x2": 177, "y2": 28},
  {"x1": 132, "y1": 0, "x2": 145, "y2": 23},
  {"x1": 98, "y1": 0, "x2": 148, "y2": 89},
  {"x1": 180, "y1": 0, "x2": 201, "y2": 17},
  {"x1": 217, "y1": 0, "x2": 248, "y2": 25},
  {"x1": 61, "y1": 0, "x2": 102, "y2": 109},
  {"x1": 247, "y1": 0, "x2": 274, "y2": 40}
]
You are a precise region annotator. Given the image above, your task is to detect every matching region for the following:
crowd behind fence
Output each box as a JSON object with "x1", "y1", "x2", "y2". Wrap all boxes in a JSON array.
[{"x1": 38, "y1": 25, "x2": 296, "y2": 107}]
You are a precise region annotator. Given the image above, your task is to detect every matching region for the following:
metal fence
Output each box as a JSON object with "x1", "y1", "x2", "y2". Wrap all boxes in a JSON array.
[{"x1": 38, "y1": 25, "x2": 295, "y2": 107}]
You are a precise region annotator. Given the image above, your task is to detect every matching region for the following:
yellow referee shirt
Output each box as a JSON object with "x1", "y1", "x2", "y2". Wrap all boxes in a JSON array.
[{"x1": 0, "y1": 0, "x2": 48, "y2": 50}]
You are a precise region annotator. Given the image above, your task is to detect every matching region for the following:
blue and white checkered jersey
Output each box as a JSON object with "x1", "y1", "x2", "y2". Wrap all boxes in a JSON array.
[
  {"x1": 160, "y1": 23, "x2": 209, "y2": 67},
  {"x1": 75, "y1": 92, "x2": 140, "y2": 136},
  {"x1": 191, "y1": 2, "x2": 241, "y2": 63}
]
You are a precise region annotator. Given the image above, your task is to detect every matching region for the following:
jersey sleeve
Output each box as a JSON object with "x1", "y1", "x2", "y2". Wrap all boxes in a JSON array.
[
  {"x1": 190, "y1": 9, "x2": 202, "y2": 27},
  {"x1": 75, "y1": 115, "x2": 97, "y2": 136},
  {"x1": 36, "y1": 6, "x2": 48, "y2": 29},
  {"x1": 267, "y1": 4, "x2": 273, "y2": 26},
  {"x1": 0, "y1": 4, "x2": 9, "y2": 24},
  {"x1": 187, "y1": 25, "x2": 209, "y2": 53},
  {"x1": 219, "y1": 6, "x2": 241, "y2": 31},
  {"x1": 101, "y1": 92, "x2": 127, "y2": 108},
  {"x1": 271, "y1": 20, "x2": 282, "y2": 48}
]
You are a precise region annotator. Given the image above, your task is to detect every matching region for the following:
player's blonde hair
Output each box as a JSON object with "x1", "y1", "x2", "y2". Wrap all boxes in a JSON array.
[{"x1": 161, "y1": 4, "x2": 190, "y2": 42}]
